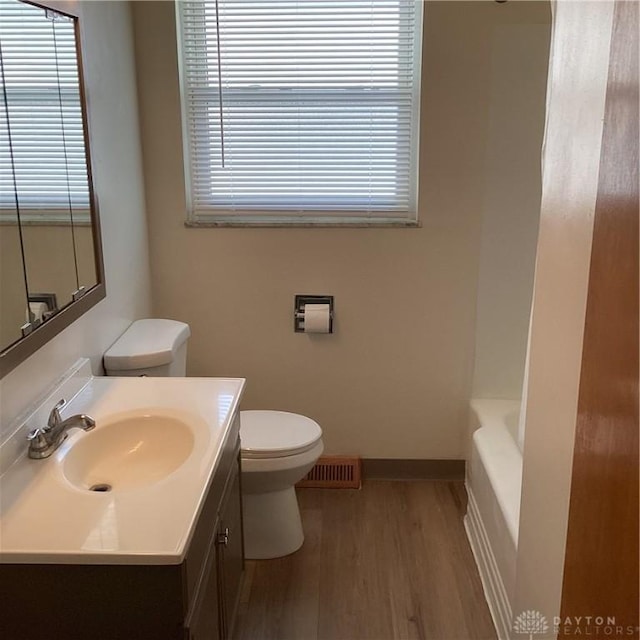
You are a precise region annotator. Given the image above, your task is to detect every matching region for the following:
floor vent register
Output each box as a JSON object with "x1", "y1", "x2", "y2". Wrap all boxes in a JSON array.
[{"x1": 296, "y1": 456, "x2": 361, "y2": 489}]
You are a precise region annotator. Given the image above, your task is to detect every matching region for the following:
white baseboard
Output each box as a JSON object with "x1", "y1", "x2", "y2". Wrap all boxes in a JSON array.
[{"x1": 464, "y1": 484, "x2": 513, "y2": 640}]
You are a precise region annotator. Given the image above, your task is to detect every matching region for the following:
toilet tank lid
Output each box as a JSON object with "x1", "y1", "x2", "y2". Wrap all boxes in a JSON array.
[{"x1": 103, "y1": 319, "x2": 191, "y2": 371}]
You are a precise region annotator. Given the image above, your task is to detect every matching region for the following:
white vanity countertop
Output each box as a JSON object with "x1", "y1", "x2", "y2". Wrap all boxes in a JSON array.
[{"x1": 0, "y1": 375, "x2": 245, "y2": 565}]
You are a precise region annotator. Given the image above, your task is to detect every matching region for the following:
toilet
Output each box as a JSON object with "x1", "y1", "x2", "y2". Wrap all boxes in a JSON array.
[
  {"x1": 239, "y1": 410, "x2": 323, "y2": 559},
  {"x1": 103, "y1": 318, "x2": 324, "y2": 560}
]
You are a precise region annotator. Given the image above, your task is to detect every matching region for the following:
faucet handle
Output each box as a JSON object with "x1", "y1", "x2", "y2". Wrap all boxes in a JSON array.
[
  {"x1": 26, "y1": 428, "x2": 48, "y2": 453},
  {"x1": 47, "y1": 398, "x2": 66, "y2": 430},
  {"x1": 27, "y1": 427, "x2": 42, "y2": 441}
]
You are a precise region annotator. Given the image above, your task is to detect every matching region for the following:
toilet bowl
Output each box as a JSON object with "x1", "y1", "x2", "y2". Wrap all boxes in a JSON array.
[
  {"x1": 103, "y1": 319, "x2": 324, "y2": 560},
  {"x1": 240, "y1": 410, "x2": 323, "y2": 559}
]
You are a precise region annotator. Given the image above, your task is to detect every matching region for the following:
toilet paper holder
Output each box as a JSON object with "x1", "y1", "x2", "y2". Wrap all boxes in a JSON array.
[{"x1": 294, "y1": 295, "x2": 334, "y2": 333}]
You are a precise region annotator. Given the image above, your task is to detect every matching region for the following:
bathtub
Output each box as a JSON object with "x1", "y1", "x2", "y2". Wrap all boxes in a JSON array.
[{"x1": 464, "y1": 399, "x2": 523, "y2": 640}]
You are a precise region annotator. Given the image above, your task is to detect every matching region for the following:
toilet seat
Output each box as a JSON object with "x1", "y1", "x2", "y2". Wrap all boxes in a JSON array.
[{"x1": 240, "y1": 410, "x2": 322, "y2": 459}]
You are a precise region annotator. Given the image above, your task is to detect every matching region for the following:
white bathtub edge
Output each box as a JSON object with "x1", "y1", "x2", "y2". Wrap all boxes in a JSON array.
[{"x1": 464, "y1": 483, "x2": 512, "y2": 640}]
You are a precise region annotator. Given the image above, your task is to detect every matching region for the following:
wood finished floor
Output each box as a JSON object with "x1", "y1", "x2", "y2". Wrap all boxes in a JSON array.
[{"x1": 234, "y1": 480, "x2": 497, "y2": 640}]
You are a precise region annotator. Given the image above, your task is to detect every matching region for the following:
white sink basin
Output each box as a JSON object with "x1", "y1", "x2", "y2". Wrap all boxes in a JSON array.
[
  {"x1": 0, "y1": 368, "x2": 245, "y2": 563},
  {"x1": 62, "y1": 412, "x2": 195, "y2": 491}
]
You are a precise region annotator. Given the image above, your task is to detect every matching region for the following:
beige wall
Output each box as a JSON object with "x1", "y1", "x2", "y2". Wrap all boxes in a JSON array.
[
  {"x1": 133, "y1": 1, "x2": 551, "y2": 459},
  {"x1": 472, "y1": 22, "x2": 550, "y2": 400},
  {"x1": 0, "y1": 1, "x2": 151, "y2": 436},
  {"x1": 513, "y1": 1, "x2": 615, "y2": 634}
]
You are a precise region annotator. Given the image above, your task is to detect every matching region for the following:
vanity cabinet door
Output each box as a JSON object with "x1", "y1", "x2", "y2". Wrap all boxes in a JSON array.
[
  {"x1": 187, "y1": 516, "x2": 222, "y2": 640},
  {"x1": 187, "y1": 444, "x2": 243, "y2": 640},
  {"x1": 216, "y1": 457, "x2": 244, "y2": 640}
]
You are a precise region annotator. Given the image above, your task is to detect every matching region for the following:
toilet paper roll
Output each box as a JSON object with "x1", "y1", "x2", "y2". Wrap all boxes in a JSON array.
[{"x1": 304, "y1": 303, "x2": 331, "y2": 333}]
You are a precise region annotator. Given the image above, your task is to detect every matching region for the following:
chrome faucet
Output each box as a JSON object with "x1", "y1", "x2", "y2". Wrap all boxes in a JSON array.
[{"x1": 26, "y1": 398, "x2": 96, "y2": 459}]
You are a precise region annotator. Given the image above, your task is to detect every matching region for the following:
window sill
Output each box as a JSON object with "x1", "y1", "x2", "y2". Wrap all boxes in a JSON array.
[{"x1": 185, "y1": 219, "x2": 421, "y2": 229}]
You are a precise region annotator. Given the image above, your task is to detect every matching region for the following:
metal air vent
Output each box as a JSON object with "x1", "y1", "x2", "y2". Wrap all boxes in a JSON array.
[{"x1": 297, "y1": 456, "x2": 361, "y2": 489}]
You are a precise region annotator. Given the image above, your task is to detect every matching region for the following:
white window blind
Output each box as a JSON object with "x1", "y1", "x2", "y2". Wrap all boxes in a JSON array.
[
  {"x1": 0, "y1": 0, "x2": 90, "y2": 224},
  {"x1": 179, "y1": 0, "x2": 422, "y2": 224}
]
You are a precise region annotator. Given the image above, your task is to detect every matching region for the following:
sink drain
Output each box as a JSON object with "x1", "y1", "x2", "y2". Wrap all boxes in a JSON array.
[{"x1": 89, "y1": 483, "x2": 112, "y2": 492}]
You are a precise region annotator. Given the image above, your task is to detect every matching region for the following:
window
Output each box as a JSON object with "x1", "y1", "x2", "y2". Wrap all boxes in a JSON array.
[
  {"x1": 0, "y1": 0, "x2": 91, "y2": 224},
  {"x1": 178, "y1": 0, "x2": 423, "y2": 225}
]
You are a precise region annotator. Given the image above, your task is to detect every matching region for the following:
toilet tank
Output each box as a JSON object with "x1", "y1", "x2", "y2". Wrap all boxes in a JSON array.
[{"x1": 103, "y1": 319, "x2": 191, "y2": 377}]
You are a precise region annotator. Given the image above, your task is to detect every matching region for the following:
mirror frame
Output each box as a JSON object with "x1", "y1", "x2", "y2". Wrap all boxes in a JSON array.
[{"x1": 0, "y1": 0, "x2": 106, "y2": 378}]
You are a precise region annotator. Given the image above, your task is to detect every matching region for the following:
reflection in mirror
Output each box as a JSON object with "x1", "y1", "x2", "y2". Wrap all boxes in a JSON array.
[
  {"x1": 1, "y1": 0, "x2": 104, "y2": 376},
  {"x1": 73, "y1": 224, "x2": 97, "y2": 293},
  {"x1": 1, "y1": 0, "x2": 82, "y2": 315},
  {"x1": 0, "y1": 215, "x2": 28, "y2": 349},
  {"x1": 0, "y1": 33, "x2": 28, "y2": 349},
  {"x1": 22, "y1": 226, "x2": 77, "y2": 312}
]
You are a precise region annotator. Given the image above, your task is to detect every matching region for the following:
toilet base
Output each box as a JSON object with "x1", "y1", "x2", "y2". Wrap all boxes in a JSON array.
[{"x1": 242, "y1": 487, "x2": 304, "y2": 559}]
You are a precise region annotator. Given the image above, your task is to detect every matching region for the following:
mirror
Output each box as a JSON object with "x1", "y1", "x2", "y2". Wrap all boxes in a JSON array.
[{"x1": 0, "y1": 0, "x2": 105, "y2": 377}]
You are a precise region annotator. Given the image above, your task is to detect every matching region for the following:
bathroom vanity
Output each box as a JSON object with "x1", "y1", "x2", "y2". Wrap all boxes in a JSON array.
[{"x1": 0, "y1": 370, "x2": 246, "y2": 640}]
